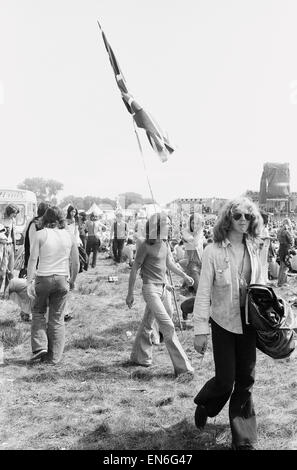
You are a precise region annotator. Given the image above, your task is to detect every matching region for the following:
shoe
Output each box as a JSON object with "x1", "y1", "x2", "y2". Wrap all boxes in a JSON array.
[
  {"x1": 31, "y1": 349, "x2": 48, "y2": 361},
  {"x1": 231, "y1": 443, "x2": 256, "y2": 450},
  {"x1": 194, "y1": 404, "x2": 208, "y2": 429},
  {"x1": 64, "y1": 314, "x2": 73, "y2": 322},
  {"x1": 129, "y1": 360, "x2": 151, "y2": 367}
]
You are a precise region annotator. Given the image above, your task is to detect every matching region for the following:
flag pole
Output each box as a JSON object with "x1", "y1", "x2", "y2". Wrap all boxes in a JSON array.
[
  {"x1": 97, "y1": 21, "x2": 183, "y2": 333},
  {"x1": 167, "y1": 260, "x2": 184, "y2": 338}
]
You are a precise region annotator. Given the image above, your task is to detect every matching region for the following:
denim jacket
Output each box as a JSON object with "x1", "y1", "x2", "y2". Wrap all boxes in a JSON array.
[{"x1": 193, "y1": 237, "x2": 263, "y2": 335}]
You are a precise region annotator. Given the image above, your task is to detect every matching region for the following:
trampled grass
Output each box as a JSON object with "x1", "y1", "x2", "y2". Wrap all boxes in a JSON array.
[{"x1": 0, "y1": 254, "x2": 297, "y2": 451}]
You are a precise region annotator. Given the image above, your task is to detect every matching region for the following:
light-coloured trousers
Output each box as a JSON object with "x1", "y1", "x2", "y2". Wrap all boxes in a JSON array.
[{"x1": 130, "y1": 283, "x2": 194, "y2": 376}]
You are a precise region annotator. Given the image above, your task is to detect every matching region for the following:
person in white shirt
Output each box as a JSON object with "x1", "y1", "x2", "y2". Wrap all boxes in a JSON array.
[
  {"x1": 182, "y1": 213, "x2": 205, "y2": 293},
  {"x1": 27, "y1": 206, "x2": 79, "y2": 363},
  {"x1": 66, "y1": 205, "x2": 81, "y2": 247}
]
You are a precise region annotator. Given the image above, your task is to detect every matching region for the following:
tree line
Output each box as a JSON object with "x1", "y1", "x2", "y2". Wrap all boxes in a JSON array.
[{"x1": 17, "y1": 177, "x2": 154, "y2": 211}]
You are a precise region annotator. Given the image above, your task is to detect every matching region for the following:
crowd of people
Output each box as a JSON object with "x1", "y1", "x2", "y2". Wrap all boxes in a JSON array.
[{"x1": 1, "y1": 197, "x2": 297, "y2": 450}]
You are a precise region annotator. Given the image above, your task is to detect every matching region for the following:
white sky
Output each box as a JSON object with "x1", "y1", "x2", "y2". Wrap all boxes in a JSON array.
[{"x1": 1, "y1": 0, "x2": 297, "y2": 205}]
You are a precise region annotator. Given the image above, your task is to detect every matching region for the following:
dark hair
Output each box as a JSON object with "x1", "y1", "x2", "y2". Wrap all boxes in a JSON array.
[
  {"x1": 4, "y1": 204, "x2": 19, "y2": 218},
  {"x1": 189, "y1": 213, "x2": 204, "y2": 233},
  {"x1": 213, "y1": 197, "x2": 263, "y2": 243},
  {"x1": 260, "y1": 211, "x2": 269, "y2": 226},
  {"x1": 90, "y1": 212, "x2": 99, "y2": 220},
  {"x1": 79, "y1": 212, "x2": 87, "y2": 222},
  {"x1": 42, "y1": 206, "x2": 66, "y2": 229},
  {"x1": 126, "y1": 238, "x2": 133, "y2": 245},
  {"x1": 66, "y1": 205, "x2": 78, "y2": 219},
  {"x1": 37, "y1": 202, "x2": 50, "y2": 218}
]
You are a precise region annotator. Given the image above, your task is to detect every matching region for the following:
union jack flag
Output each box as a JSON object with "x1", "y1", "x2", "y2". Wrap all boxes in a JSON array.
[{"x1": 98, "y1": 21, "x2": 174, "y2": 163}]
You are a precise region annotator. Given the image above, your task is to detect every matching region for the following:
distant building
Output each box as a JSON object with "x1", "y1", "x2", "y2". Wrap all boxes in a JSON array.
[{"x1": 167, "y1": 197, "x2": 227, "y2": 216}]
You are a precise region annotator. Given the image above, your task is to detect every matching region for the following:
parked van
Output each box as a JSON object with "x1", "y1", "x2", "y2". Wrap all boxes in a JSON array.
[{"x1": 0, "y1": 189, "x2": 37, "y2": 247}]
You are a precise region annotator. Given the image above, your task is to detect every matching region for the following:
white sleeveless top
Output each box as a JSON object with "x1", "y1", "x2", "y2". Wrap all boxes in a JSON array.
[{"x1": 37, "y1": 228, "x2": 72, "y2": 277}]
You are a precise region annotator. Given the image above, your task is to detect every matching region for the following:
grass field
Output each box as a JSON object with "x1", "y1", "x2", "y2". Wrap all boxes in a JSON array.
[{"x1": 0, "y1": 254, "x2": 297, "y2": 451}]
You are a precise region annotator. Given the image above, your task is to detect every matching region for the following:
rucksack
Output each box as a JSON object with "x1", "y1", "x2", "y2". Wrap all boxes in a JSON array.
[{"x1": 247, "y1": 284, "x2": 296, "y2": 359}]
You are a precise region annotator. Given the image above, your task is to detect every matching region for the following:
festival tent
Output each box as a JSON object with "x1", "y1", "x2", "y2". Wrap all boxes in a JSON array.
[
  {"x1": 97, "y1": 203, "x2": 115, "y2": 221},
  {"x1": 86, "y1": 203, "x2": 103, "y2": 215}
]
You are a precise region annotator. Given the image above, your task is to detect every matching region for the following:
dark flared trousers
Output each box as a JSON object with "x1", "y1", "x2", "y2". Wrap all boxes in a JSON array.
[{"x1": 194, "y1": 312, "x2": 257, "y2": 447}]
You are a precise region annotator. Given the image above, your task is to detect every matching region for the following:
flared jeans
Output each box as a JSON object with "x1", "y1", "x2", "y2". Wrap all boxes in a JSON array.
[{"x1": 131, "y1": 283, "x2": 194, "y2": 376}]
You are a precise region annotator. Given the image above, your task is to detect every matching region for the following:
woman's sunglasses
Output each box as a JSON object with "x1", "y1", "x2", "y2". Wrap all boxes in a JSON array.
[{"x1": 232, "y1": 212, "x2": 253, "y2": 221}]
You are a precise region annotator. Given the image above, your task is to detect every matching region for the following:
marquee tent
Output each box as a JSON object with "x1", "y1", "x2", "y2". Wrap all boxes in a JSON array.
[{"x1": 86, "y1": 203, "x2": 103, "y2": 215}]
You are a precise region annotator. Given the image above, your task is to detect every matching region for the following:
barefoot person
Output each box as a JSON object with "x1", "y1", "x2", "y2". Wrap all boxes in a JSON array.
[
  {"x1": 126, "y1": 212, "x2": 195, "y2": 378},
  {"x1": 193, "y1": 197, "x2": 263, "y2": 450}
]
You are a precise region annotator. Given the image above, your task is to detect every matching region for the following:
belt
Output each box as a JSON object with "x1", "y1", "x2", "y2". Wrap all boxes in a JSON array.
[{"x1": 143, "y1": 281, "x2": 165, "y2": 286}]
